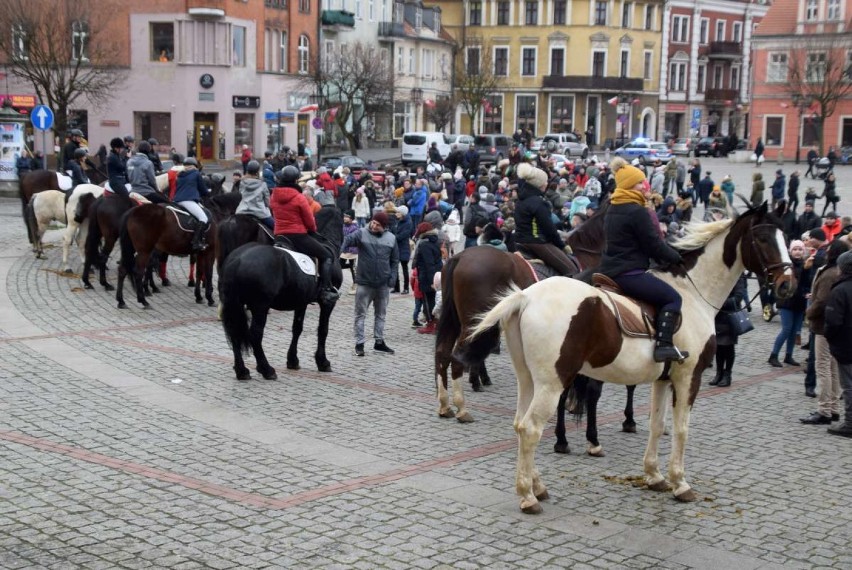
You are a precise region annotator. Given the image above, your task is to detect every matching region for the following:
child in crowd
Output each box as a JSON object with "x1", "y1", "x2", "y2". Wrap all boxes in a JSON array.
[{"x1": 340, "y1": 210, "x2": 359, "y2": 294}]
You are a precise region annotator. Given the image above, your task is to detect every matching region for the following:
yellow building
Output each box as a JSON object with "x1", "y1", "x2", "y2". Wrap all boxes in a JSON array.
[{"x1": 439, "y1": 0, "x2": 663, "y2": 148}]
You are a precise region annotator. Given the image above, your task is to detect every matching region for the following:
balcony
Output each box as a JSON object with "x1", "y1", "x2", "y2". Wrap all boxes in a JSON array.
[
  {"x1": 186, "y1": 0, "x2": 225, "y2": 17},
  {"x1": 704, "y1": 88, "x2": 739, "y2": 103},
  {"x1": 321, "y1": 10, "x2": 356, "y2": 28},
  {"x1": 541, "y1": 75, "x2": 644, "y2": 92},
  {"x1": 708, "y1": 41, "x2": 743, "y2": 60},
  {"x1": 378, "y1": 21, "x2": 405, "y2": 38}
]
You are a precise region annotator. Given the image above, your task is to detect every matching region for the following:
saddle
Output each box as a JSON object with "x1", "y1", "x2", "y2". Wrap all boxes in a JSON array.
[
  {"x1": 515, "y1": 245, "x2": 582, "y2": 280},
  {"x1": 272, "y1": 238, "x2": 317, "y2": 276},
  {"x1": 165, "y1": 204, "x2": 212, "y2": 233},
  {"x1": 591, "y1": 273, "x2": 680, "y2": 338}
]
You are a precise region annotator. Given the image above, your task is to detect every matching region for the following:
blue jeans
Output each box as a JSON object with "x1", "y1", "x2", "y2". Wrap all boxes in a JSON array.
[
  {"x1": 772, "y1": 308, "x2": 804, "y2": 357},
  {"x1": 614, "y1": 272, "x2": 682, "y2": 312}
]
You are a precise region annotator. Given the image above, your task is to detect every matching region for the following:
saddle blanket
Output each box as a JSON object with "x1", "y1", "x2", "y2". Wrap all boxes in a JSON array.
[
  {"x1": 165, "y1": 205, "x2": 211, "y2": 233},
  {"x1": 57, "y1": 173, "x2": 73, "y2": 191},
  {"x1": 275, "y1": 247, "x2": 316, "y2": 276}
]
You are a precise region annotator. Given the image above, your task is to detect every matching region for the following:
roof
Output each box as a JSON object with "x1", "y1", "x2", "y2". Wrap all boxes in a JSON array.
[{"x1": 754, "y1": 0, "x2": 798, "y2": 36}]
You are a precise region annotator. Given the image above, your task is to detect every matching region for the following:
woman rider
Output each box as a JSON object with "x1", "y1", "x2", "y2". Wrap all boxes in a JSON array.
[
  {"x1": 598, "y1": 157, "x2": 688, "y2": 363},
  {"x1": 270, "y1": 165, "x2": 340, "y2": 304}
]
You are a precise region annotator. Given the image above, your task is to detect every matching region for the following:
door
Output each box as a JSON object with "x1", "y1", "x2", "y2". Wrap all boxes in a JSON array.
[
  {"x1": 586, "y1": 95, "x2": 599, "y2": 147},
  {"x1": 193, "y1": 112, "x2": 217, "y2": 161}
]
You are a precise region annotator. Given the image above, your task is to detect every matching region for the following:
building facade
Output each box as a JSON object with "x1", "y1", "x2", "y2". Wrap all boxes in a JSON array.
[{"x1": 659, "y1": 0, "x2": 768, "y2": 143}]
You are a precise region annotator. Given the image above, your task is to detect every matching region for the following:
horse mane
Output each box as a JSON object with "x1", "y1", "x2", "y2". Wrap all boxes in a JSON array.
[
  {"x1": 669, "y1": 218, "x2": 734, "y2": 252},
  {"x1": 566, "y1": 199, "x2": 609, "y2": 252}
]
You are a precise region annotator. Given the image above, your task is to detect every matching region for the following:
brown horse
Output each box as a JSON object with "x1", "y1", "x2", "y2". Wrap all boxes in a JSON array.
[{"x1": 115, "y1": 205, "x2": 217, "y2": 309}]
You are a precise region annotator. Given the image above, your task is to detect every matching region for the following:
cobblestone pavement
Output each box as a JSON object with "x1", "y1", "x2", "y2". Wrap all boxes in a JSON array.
[{"x1": 1, "y1": 159, "x2": 851, "y2": 569}]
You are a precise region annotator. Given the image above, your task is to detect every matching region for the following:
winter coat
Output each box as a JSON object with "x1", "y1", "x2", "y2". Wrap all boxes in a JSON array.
[
  {"x1": 394, "y1": 214, "x2": 414, "y2": 262},
  {"x1": 444, "y1": 209, "x2": 463, "y2": 244},
  {"x1": 822, "y1": 218, "x2": 843, "y2": 242},
  {"x1": 822, "y1": 178, "x2": 839, "y2": 203},
  {"x1": 708, "y1": 190, "x2": 728, "y2": 210},
  {"x1": 797, "y1": 211, "x2": 822, "y2": 235},
  {"x1": 721, "y1": 179, "x2": 735, "y2": 203},
  {"x1": 407, "y1": 186, "x2": 428, "y2": 216},
  {"x1": 414, "y1": 231, "x2": 443, "y2": 294},
  {"x1": 16, "y1": 155, "x2": 31, "y2": 176},
  {"x1": 771, "y1": 175, "x2": 786, "y2": 201},
  {"x1": 513, "y1": 181, "x2": 565, "y2": 248},
  {"x1": 262, "y1": 164, "x2": 275, "y2": 190},
  {"x1": 342, "y1": 221, "x2": 360, "y2": 255},
  {"x1": 352, "y1": 195, "x2": 371, "y2": 219},
  {"x1": 776, "y1": 258, "x2": 812, "y2": 313},
  {"x1": 750, "y1": 176, "x2": 765, "y2": 205},
  {"x1": 173, "y1": 169, "x2": 209, "y2": 203},
  {"x1": 126, "y1": 153, "x2": 158, "y2": 195},
  {"x1": 235, "y1": 177, "x2": 271, "y2": 219},
  {"x1": 107, "y1": 151, "x2": 129, "y2": 197},
  {"x1": 340, "y1": 226, "x2": 399, "y2": 289},
  {"x1": 656, "y1": 197, "x2": 678, "y2": 226},
  {"x1": 714, "y1": 274, "x2": 748, "y2": 346},
  {"x1": 823, "y1": 274, "x2": 852, "y2": 364},
  {"x1": 599, "y1": 202, "x2": 682, "y2": 278},
  {"x1": 68, "y1": 161, "x2": 88, "y2": 188},
  {"x1": 787, "y1": 175, "x2": 799, "y2": 201},
  {"x1": 271, "y1": 185, "x2": 317, "y2": 235},
  {"x1": 807, "y1": 264, "x2": 841, "y2": 335}
]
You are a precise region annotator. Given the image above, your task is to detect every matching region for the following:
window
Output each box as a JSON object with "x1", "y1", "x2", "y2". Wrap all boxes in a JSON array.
[
  {"x1": 713, "y1": 65, "x2": 723, "y2": 88},
  {"x1": 300, "y1": 0, "x2": 311, "y2": 12},
  {"x1": 470, "y1": 1, "x2": 482, "y2": 25},
  {"x1": 323, "y1": 40, "x2": 335, "y2": 71},
  {"x1": 715, "y1": 20, "x2": 725, "y2": 42},
  {"x1": 279, "y1": 31, "x2": 288, "y2": 72},
  {"x1": 550, "y1": 95, "x2": 574, "y2": 132},
  {"x1": 134, "y1": 112, "x2": 172, "y2": 147},
  {"x1": 466, "y1": 47, "x2": 480, "y2": 75},
  {"x1": 494, "y1": 47, "x2": 509, "y2": 76},
  {"x1": 393, "y1": 101, "x2": 409, "y2": 138},
  {"x1": 396, "y1": 46, "x2": 404, "y2": 73},
  {"x1": 483, "y1": 95, "x2": 503, "y2": 134},
  {"x1": 764, "y1": 116, "x2": 784, "y2": 146},
  {"x1": 525, "y1": 1, "x2": 538, "y2": 25},
  {"x1": 828, "y1": 0, "x2": 841, "y2": 20},
  {"x1": 846, "y1": 51, "x2": 852, "y2": 81},
  {"x1": 551, "y1": 48, "x2": 565, "y2": 76},
  {"x1": 700, "y1": 18, "x2": 709, "y2": 44},
  {"x1": 732, "y1": 22, "x2": 742, "y2": 43},
  {"x1": 423, "y1": 49, "x2": 434, "y2": 78},
  {"x1": 434, "y1": 10, "x2": 441, "y2": 32},
  {"x1": 71, "y1": 21, "x2": 89, "y2": 62},
  {"x1": 177, "y1": 20, "x2": 229, "y2": 65},
  {"x1": 522, "y1": 47, "x2": 536, "y2": 76},
  {"x1": 620, "y1": 50, "x2": 629, "y2": 78},
  {"x1": 622, "y1": 2, "x2": 632, "y2": 28},
  {"x1": 595, "y1": 1, "x2": 608, "y2": 25},
  {"x1": 807, "y1": 52, "x2": 827, "y2": 82},
  {"x1": 414, "y1": 7, "x2": 422, "y2": 29},
  {"x1": 232, "y1": 26, "x2": 246, "y2": 66},
  {"x1": 394, "y1": 1, "x2": 403, "y2": 23},
  {"x1": 234, "y1": 113, "x2": 254, "y2": 155},
  {"x1": 354, "y1": 0, "x2": 362, "y2": 18},
  {"x1": 669, "y1": 62, "x2": 686, "y2": 91},
  {"x1": 151, "y1": 23, "x2": 174, "y2": 62},
  {"x1": 408, "y1": 48, "x2": 415, "y2": 74},
  {"x1": 731, "y1": 66, "x2": 740, "y2": 90},
  {"x1": 697, "y1": 63, "x2": 706, "y2": 92},
  {"x1": 767, "y1": 53, "x2": 788, "y2": 82},
  {"x1": 497, "y1": 1, "x2": 510, "y2": 25},
  {"x1": 369, "y1": 0, "x2": 375, "y2": 21},
  {"x1": 806, "y1": 0, "x2": 818, "y2": 21},
  {"x1": 643, "y1": 51, "x2": 652, "y2": 80},
  {"x1": 554, "y1": 0, "x2": 567, "y2": 25},
  {"x1": 644, "y1": 5, "x2": 654, "y2": 31},
  {"x1": 298, "y1": 34, "x2": 309, "y2": 74},
  {"x1": 11, "y1": 24, "x2": 27, "y2": 60},
  {"x1": 516, "y1": 95, "x2": 537, "y2": 132},
  {"x1": 592, "y1": 51, "x2": 606, "y2": 77},
  {"x1": 672, "y1": 15, "x2": 689, "y2": 43},
  {"x1": 440, "y1": 53, "x2": 449, "y2": 80}
]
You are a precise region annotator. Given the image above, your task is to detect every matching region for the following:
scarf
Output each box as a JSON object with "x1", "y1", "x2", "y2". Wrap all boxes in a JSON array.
[{"x1": 610, "y1": 187, "x2": 647, "y2": 207}]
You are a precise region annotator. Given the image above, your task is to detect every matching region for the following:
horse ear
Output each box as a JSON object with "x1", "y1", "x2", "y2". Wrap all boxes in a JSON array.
[
  {"x1": 757, "y1": 201, "x2": 769, "y2": 216},
  {"x1": 736, "y1": 193, "x2": 755, "y2": 210}
]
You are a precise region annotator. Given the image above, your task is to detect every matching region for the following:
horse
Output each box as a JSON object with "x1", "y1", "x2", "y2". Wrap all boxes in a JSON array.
[
  {"x1": 115, "y1": 203, "x2": 218, "y2": 309},
  {"x1": 469, "y1": 202, "x2": 794, "y2": 511},
  {"x1": 219, "y1": 208, "x2": 344, "y2": 381}
]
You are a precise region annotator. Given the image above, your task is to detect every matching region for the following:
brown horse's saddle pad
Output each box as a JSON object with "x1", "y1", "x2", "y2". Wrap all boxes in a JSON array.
[
  {"x1": 165, "y1": 204, "x2": 212, "y2": 233},
  {"x1": 591, "y1": 273, "x2": 670, "y2": 338}
]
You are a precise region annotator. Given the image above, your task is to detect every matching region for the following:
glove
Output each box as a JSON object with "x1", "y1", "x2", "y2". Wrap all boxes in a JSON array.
[{"x1": 563, "y1": 244, "x2": 574, "y2": 256}]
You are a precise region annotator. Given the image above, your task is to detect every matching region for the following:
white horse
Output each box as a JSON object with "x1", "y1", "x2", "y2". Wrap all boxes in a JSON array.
[
  {"x1": 26, "y1": 185, "x2": 105, "y2": 271},
  {"x1": 469, "y1": 203, "x2": 794, "y2": 512}
]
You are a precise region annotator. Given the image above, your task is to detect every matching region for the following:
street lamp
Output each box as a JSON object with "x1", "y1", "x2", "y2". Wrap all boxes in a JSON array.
[
  {"x1": 792, "y1": 93, "x2": 813, "y2": 165},
  {"x1": 309, "y1": 93, "x2": 326, "y2": 166},
  {"x1": 411, "y1": 87, "x2": 423, "y2": 131}
]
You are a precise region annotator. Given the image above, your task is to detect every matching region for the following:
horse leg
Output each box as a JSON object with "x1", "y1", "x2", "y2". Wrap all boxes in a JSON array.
[
  {"x1": 554, "y1": 388, "x2": 570, "y2": 454},
  {"x1": 145, "y1": 255, "x2": 159, "y2": 295},
  {"x1": 451, "y1": 358, "x2": 473, "y2": 423},
  {"x1": 62, "y1": 221, "x2": 77, "y2": 272},
  {"x1": 249, "y1": 307, "x2": 276, "y2": 380},
  {"x1": 623, "y1": 385, "x2": 637, "y2": 433},
  {"x1": 668, "y1": 380, "x2": 697, "y2": 502},
  {"x1": 470, "y1": 362, "x2": 483, "y2": 392},
  {"x1": 480, "y1": 360, "x2": 492, "y2": 386},
  {"x1": 100, "y1": 238, "x2": 116, "y2": 291},
  {"x1": 435, "y1": 352, "x2": 455, "y2": 419},
  {"x1": 82, "y1": 256, "x2": 94, "y2": 289},
  {"x1": 287, "y1": 306, "x2": 305, "y2": 371},
  {"x1": 643, "y1": 380, "x2": 670, "y2": 492},
  {"x1": 134, "y1": 252, "x2": 151, "y2": 308},
  {"x1": 516, "y1": 383, "x2": 561, "y2": 514},
  {"x1": 159, "y1": 253, "x2": 171, "y2": 286},
  {"x1": 116, "y1": 260, "x2": 127, "y2": 309},
  {"x1": 314, "y1": 302, "x2": 333, "y2": 372},
  {"x1": 187, "y1": 255, "x2": 196, "y2": 287},
  {"x1": 585, "y1": 380, "x2": 604, "y2": 457},
  {"x1": 204, "y1": 255, "x2": 215, "y2": 307}
]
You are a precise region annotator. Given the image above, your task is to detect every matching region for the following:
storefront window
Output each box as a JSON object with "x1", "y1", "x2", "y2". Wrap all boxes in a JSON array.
[
  {"x1": 234, "y1": 113, "x2": 254, "y2": 154},
  {"x1": 516, "y1": 95, "x2": 536, "y2": 134},
  {"x1": 482, "y1": 95, "x2": 503, "y2": 134},
  {"x1": 134, "y1": 112, "x2": 171, "y2": 149},
  {"x1": 549, "y1": 95, "x2": 574, "y2": 133},
  {"x1": 764, "y1": 116, "x2": 784, "y2": 146}
]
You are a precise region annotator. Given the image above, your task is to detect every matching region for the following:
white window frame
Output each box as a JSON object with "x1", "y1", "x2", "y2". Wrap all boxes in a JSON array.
[
  {"x1": 354, "y1": 0, "x2": 362, "y2": 19},
  {"x1": 712, "y1": 64, "x2": 724, "y2": 88},
  {"x1": 591, "y1": 49, "x2": 607, "y2": 77},
  {"x1": 232, "y1": 25, "x2": 246, "y2": 67},
  {"x1": 279, "y1": 31, "x2": 288, "y2": 72},
  {"x1": 622, "y1": 2, "x2": 632, "y2": 28},
  {"x1": 422, "y1": 48, "x2": 433, "y2": 78},
  {"x1": 807, "y1": 52, "x2": 827, "y2": 83},
  {"x1": 732, "y1": 22, "x2": 743, "y2": 43},
  {"x1": 669, "y1": 61, "x2": 686, "y2": 91},
  {"x1": 767, "y1": 52, "x2": 788, "y2": 83},
  {"x1": 806, "y1": 0, "x2": 818, "y2": 21},
  {"x1": 593, "y1": 0, "x2": 608, "y2": 26},
  {"x1": 672, "y1": 15, "x2": 690, "y2": 43},
  {"x1": 415, "y1": 7, "x2": 422, "y2": 29},
  {"x1": 524, "y1": 0, "x2": 539, "y2": 25},
  {"x1": 550, "y1": 46, "x2": 565, "y2": 76},
  {"x1": 298, "y1": 34, "x2": 310, "y2": 74},
  {"x1": 396, "y1": 46, "x2": 404, "y2": 73},
  {"x1": 494, "y1": 46, "x2": 510, "y2": 77},
  {"x1": 408, "y1": 47, "x2": 415, "y2": 75},
  {"x1": 643, "y1": 50, "x2": 653, "y2": 81},
  {"x1": 763, "y1": 115, "x2": 785, "y2": 147},
  {"x1": 552, "y1": 0, "x2": 568, "y2": 25},
  {"x1": 72, "y1": 20, "x2": 89, "y2": 62},
  {"x1": 521, "y1": 46, "x2": 538, "y2": 77},
  {"x1": 466, "y1": 46, "x2": 481, "y2": 75},
  {"x1": 828, "y1": 0, "x2": 841, "y2": 20},
  {"x1": 644, "y1": 5, "x2": 654, "y2": 31},
  {"x1": 697, "y1": 63, "x2": 706, "y2": 92},
  {"x1": 731, "y1": 65, "x2": 741, "y2": 90},
  {"x1": 700, "y1": 18, "x2": 709, "y2": 45},
  {"x1": 846, "y1": 50, "x2": 852, "y2": 82},
  {"x1": 715, "y1": 20, "x2": 726, "y2": 42},
  {"x1": 323, "y1": 39, "x2": 335, "y2": 72},
  {"x1": 620, "y1": 48, "x2": 630, "y2": 78}
]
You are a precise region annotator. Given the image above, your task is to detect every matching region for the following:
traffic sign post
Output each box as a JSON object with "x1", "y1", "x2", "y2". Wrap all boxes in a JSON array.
[{"x1": 31, "y1": 104, "x2": 54, "y2": 170}]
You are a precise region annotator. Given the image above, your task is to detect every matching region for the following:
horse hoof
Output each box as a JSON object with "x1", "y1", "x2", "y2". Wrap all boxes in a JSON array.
[
  {"x1": 553, "y1": 442, "x2": 571, "y2": 454},
  {"x1": 438, "y1": 409, "x2": 456, "y2": 419},
  {"x1": 196, "y1": 298, "x2": 203, "y2": 304},
  {"x1": 117, "y1": 302, "x2": 126, "y2": 309},
  {"x1": 235, "y1": 369, "x2": 251, "y2": 381},
  {"x1": 455, "y1": 412, "x2": 474, "y2": 424},
  {"x1": 622, "y1": 422, "x2": 637, "y2": 433},
  {"x1": 472, "y1": 384, "x2": 484, "y2": 393},
  {"x1": 587, "y1": 445, "x2": 605, "y2": 457},
  {"x1": 83, "y1": 283, "x2": 93, "y2": 290},
  {"x1": 481, "y1": 377, "x2": 492, "y2": 386},
  {"x1": 520, "y1": 500, "x2": 543, "y2": 515},
  {"x1": 187, "y1": 279, "x2": 195, "y2": 287},
  {"x1": 317, "y1": 362, "x2": 332, "y2": 372},
  {"x1": 534, "y1": 489, "x2": 549, "y2": 501},
  {"x1": 647, "y1": 480, "x2": 670, "y2": 492},
  {"x1": 287, "y1": 361, "x2": 300, "y2": 370},
  {"x1": 674, "y1": 489, "x2": 698, "y2": 502},
  {"x1": 207, "y1": 300, "x2": 215, "y2": 307},
  {"x1": 104, "y1": 284, "x2": 115, "y2": 292},
  {"x1": 161, "y1": 278, "x2": 171, "y2": 287},
  {"x1": 261, "y1": 369, "x2": 277, "y2": 380}
]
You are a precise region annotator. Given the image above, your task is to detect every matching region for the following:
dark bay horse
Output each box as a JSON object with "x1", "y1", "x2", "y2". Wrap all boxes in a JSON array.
[
  {"x1": 219, "y1": 208, "x2": 343, "y2": 380},
  {"x1": 115, "y1": 205, "x2": 217, "y2": 308},
  {"x1": 82, "y1": 194, "x2": 135, "y2": 290}
]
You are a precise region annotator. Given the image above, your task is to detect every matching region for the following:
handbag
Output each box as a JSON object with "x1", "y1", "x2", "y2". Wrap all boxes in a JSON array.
[
  {"x1": 750, "y1": 153, "x2": 757, "y2": 162},
  {"x1": 727, "y1": 308, "x2": 754, "y2": 336}
]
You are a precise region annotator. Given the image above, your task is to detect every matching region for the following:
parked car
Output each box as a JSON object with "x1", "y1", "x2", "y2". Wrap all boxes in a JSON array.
[
  {"x1": 694, "y1": 136, "x2": 739, "y2": 157},
  {"x1": 541, "y1": 133, "x2": 589, "y2": 159},
  {"x1": 400, "y1": 131, "x2": 451, "y2": 166},
  {"x1": 670, "y1": 138, "x2": 694, "y2": 156},
  {"x1": 447, "y1": 134, "x2": 475, "y2": 152},
  {"x1": 529, "y1": 137, "x2": 545, "y2": 152},
  {"x1": 613, "y1": 139, "x2": 673, "y2": 164},
  {"x1": 321, "y1": 154, "x2": 385, "y2": 185},
  {"x1": 474, "y1": 134, "x2": 512, "y2": 164}
]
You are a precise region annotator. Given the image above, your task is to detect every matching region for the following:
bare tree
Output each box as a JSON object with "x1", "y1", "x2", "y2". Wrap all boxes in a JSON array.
[
  {"x1": 424, "y1": 96, "x2": 456, "y2": 132},
  {"x1": 0, "y1": 0, "x2": 126, "y2": 138},
  {"x1": 304, "y1": 42, "x2": 394, "y2": 156},
  {"x1": 454, "y1": 39, "x2": 503, "y2": 135},
  {"x1": 786, "y1": 34, "x2": 852, "y2": 153}
]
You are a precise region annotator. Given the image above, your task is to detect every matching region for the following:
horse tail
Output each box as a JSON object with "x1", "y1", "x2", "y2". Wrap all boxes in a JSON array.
[
  {"x1": 220, "y1": 259, "x2": 251, "y2": 355},
  {"x1": 435, "y1": 255, "x2": 462, "y2": 351},
  {"x1": 216, "y1": 217, "x2": 239, "y2": 272},
  {"x1": 25, "y1": 195, "x2": 39, "y2": 246},
  {"x1": 467, "y1": 284, "x2": 527, "y2": 342},
  {"x1": 84, "y1": 199, "x2": 104, "y2": 268},
  {"x1": 565, "y1": 375, "x2": 588, "y2": 423},
  {"x1": 118, "y1": 210, "x2": 136, "y2": 280}
]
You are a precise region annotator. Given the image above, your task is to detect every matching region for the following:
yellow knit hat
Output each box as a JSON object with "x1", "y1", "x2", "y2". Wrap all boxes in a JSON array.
[{"x1": 615, "y1": 164, "x2": 646, "y2": 190}]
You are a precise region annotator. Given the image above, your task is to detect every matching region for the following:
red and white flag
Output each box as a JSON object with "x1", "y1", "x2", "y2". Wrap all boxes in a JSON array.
[
  {"x1": 298, "y1": 103, "x2": 319, "y2": 113},
  {"x1": 607, "y1": 96, "x2": 619, "y2": 106}
]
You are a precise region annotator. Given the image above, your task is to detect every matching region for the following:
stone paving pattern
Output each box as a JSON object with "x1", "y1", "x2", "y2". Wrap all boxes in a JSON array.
[{"x1": 0, "y1": 158, "x2": 850, "y2": 568}]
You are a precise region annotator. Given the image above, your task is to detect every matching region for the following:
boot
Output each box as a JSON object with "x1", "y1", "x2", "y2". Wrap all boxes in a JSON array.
[
  {"x1": 317, "y1": 258, "x2": 340, "y2": 304},
  {"x1": 827, "y1": 422, "x2": 852, "y2": 438},
  {"x1": 768, "y1": 354, "x2": 783, "y2": 368},
  {"x1": 783, "y1": 355, "x2": 801, "y2": 366},
  {"x1": 717, "y1": 371, "x2": 732, "y2": 388},
  {"x1": 191, "y1": 222, "x2": 210, "y2": 252},
  {"x1": 709, "y1": 368, "x2": 724, "y2": 386},
  {"x1": 653, "y1": 309, "x2": 689, "y2": 363},
  {"x1": 417, "y1": 319, "x2": 437, "y2": 334}
]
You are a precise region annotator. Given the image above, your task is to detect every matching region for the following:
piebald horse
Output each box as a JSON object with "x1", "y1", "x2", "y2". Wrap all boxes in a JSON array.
[{"x1": 470, "y1": 203, "x2": 794, "y2": 512}]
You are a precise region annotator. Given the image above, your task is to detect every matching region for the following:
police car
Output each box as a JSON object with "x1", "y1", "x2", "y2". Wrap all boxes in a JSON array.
[{"x1": 613, "y1": 139, "x2": 673, "y2": 164}]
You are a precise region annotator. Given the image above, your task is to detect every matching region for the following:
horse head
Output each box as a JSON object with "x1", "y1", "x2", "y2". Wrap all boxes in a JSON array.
[
  {"x1": 204, "y1": 173, "x2": 226, "y2": 196},
  {"x1": 727, "y1": 201, "x2": 796, "y2": 299}
]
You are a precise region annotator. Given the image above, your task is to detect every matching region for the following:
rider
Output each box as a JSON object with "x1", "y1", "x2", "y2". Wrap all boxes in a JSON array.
[
  {"x1": 127, "y1": 140, "x2": 168, "y2": 204},
  {"x1": 121, "y1": 135, "x2": 135, "y2": 160},
  {"x1": 598, "y1": 157, "x2": 688, "y2": 364},
  {"x1": 174, "y1": 157, "x2": 211, "y2": 252},
  {"x1": 67, "y1": 148, "x2": 90, "y2": 191},
  {"x1": 513, "y1": 163, "x2": 578, "y2": 276},
  {"x1": 235, "y1": 160, "x2": 273, "y2": 230},
  {"x1": 428, "y1": 141, "x2": 443, "y2": 166},
  {"x1": 270, "y1": 165, "x2": 340, "y2": 304},
  {"x1": 106, "y1": 137, "x2": 130, "y2": 198},
  {"x1": 147, "y1": 138, "x2": 164, "y2": 173},
  {"x1": 61, "y1": 129, "x2": 83, "y2": 170}
]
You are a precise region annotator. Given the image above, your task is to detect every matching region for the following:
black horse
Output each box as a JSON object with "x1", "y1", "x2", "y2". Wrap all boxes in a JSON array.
[{"x1": 220, "y1": 206, "x2": 344, "y2": 380}]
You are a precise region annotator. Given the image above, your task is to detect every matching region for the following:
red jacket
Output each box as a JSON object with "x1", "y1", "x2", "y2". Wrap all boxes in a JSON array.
[
  {"x1": 271, "y1": 186, "x2": 317, "y2": 235},
  {"x1": 317, "y1": 172, "x2": 335, "y2": 193},
  {"x1": 823, "y1": 218, "x2": 842, "y2": 242}
]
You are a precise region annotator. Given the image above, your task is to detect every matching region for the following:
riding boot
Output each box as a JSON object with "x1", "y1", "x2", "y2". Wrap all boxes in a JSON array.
[
  {"x1": 653, "y1": 309, "x2": 690, "y2": 364},
  {"x1": 191, "y1": 222, "x2": 210, "y2": 252},
  {"x1": 318, "y1": 258, "x2": 340, "y2": 304}
]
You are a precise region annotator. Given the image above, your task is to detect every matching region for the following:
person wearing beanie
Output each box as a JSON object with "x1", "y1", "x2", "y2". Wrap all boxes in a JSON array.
[
  {"x1": 512, "y1": 163, "x2": 579, "y2": 277},
  {"x1": 463, "y1": 191, "x2": 489, "y2": 248},
  {"x1": 599, "y1": 157, "x2": 687, "y2": 364},
  {"x1": 797, "y1": 200, "x2": 822, "y2": 236},
  {"x1": 391, "y1": 205, "x2": 413, "y2": 294},
  {"x1": 823, "y1": 250, "x2": 852, "y2": 436},
  {"x1": 340, "y1": 211, "x2": 400, "y2": 356},
  {"x1": 767, "y1": 240, "x2": 813, "y2": 369},
  {"x1": 822, "y1": 210, "x2": 842, "y2": 243},
  {"x1": 413, "y1": 221, "x2": 442, "y2": 334}
]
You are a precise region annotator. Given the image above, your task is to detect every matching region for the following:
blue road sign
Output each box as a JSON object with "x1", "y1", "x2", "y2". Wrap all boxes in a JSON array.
[{"x1": 31, "y1": 105, "x2": 54, "y2": 131}]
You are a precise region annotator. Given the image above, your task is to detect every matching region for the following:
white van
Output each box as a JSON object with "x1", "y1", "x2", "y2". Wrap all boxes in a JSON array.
[{"x1": 401, "y1": 132, "x2": 451, "y2": 166}]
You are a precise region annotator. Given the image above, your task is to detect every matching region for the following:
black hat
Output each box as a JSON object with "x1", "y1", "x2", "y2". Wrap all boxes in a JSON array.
[{"x1": 809, "y1": 228, "x2": 826, "y2": 241}]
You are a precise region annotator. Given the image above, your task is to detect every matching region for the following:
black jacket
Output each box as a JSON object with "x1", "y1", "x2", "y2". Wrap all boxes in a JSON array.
[
  {"x1": 107, "y1": 151, "x2": 129, "y2": 197},
  {"x1": 428, "y1": 146, "x2": 443, "y2": 164},
  {"x1": 714, "y1": 273, "x2": 748, "y2": 345},
  {"x1": 414, "y1": 233, "x2": 443, "y2": 294},
  {"x1": 796, "y1": 211, "x2": 822, "y2": 235},
  {"x1": 824, "y1": 275, "x2": 852, "y2": 364},
  {"x1": 463, "y1": 202, "x2": 488, "y2": 238},
  {"x1": 513, "y1": 181, "x2": 564, "y2": 248},
  {"x1": 598, "y1": 201, "x2": 682, "y2": 278},
  {"x1": 787, "y1": 174, "x2": 799, "y2": 200},
  {"x1": 775, "y1": 258, "x2": 812, "y2": 312}
]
